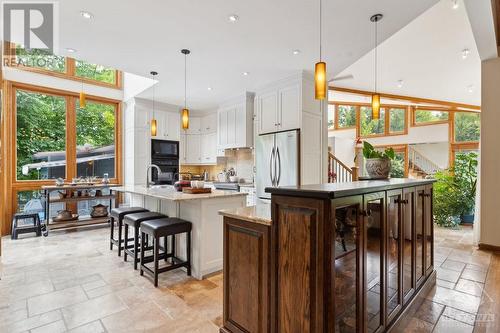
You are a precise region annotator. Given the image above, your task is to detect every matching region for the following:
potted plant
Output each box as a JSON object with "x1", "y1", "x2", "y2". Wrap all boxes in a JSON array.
[{"x1": 362, "y1": 141, "x2": 395, "y2": 179}]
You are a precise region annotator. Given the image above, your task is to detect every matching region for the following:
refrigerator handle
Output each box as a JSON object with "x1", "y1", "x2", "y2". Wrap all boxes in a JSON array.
[
  {"x1": 269, "y1": 147, "x2": 275, "y2": 186},
  {"x1": 276, "y1": 146, "x2": 281, "y2": 186}
]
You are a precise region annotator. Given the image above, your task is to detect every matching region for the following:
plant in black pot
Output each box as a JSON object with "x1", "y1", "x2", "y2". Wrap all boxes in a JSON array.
[
  {"x1": 362, "y1": 141, "x2": 395, "y2": 179},
  {"x1": 434, "y1": 152, "x2": 477, "y2": 227}
]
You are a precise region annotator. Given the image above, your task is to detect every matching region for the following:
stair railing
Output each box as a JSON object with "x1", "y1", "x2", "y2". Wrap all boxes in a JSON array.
[
  {"x1": 408, "y1": 146, "x2": 441, "y2": 176},
  {"x1": 328, "y1": 149, "x2": 359, "y2": 183}
]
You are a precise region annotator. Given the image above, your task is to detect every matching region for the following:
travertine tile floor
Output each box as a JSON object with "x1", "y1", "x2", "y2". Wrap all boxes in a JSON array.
[{"x1": 0, "y1": 225, "x2": 498, "y2": 332}]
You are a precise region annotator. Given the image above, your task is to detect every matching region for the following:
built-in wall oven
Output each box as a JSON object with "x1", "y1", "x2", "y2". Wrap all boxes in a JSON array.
[{"x1": 151, "y1": 139, "x2": 179, "y2": 185}]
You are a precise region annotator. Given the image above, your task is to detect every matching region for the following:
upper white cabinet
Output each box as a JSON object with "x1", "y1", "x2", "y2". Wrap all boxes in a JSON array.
[
  {"x1": 186, "y1": 117, "x2": 201, "y2": 134},
  {"x1": 201, "y1": 113, "x2": 217, "y2": 134},
  {"x1": 217, "y1": 92, "x2": 254, "y2": 149},
  {"x1": 185, "y1": 134, "x2": 201, "y2": 164},
  {"x1": 201, "y1": 132, "x2": 217, "y2": 164},
  {"x1": 148, "y1": 111, "x2": 181, "y2": 141},
  {"x1": 256, "y1": 83, "x2": 301, "y2": 135}
]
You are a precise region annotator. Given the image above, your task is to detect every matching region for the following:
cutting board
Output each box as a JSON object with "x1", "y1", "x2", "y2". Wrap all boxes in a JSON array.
[{"x1": 182, "y1": 187, "x2": 212, "y2": 194}]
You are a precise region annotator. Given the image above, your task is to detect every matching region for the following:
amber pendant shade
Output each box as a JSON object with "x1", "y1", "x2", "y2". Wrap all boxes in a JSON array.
[
  {"x1": 371, "y1": 93, "x2": 381, "y2": 120},
  {"x1": 79, "y1": 91, "x2": 86, "y2": 108},
  {"x1": 151, "y1": 118, "x2": 157, "y2": 136},
  {"x1": 315, "y1": 61, "x2": 327, "y2": 100},
  {"x1": 182, "y1": 108, "x2": 189, "y2": 130}
]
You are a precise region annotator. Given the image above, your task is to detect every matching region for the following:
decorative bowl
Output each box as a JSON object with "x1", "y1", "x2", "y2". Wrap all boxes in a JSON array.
[{"x1": 365, "y1": 158, "x2": 391, "y2": 179}]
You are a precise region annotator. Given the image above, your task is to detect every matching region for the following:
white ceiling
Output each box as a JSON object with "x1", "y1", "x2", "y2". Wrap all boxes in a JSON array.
[
  {"x1": 48, "y1": 0, "x2": 439, "y2": 110},
  {"x1": 333, "y1": 0, "x2": 482, "y2": 106}
]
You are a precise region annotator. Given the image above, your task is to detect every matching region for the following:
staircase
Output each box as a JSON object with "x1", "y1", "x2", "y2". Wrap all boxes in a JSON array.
[
  {"x1": 328, "y1": 148, "x2": 359, "y2": 183},
  {"x1": 408, "y1": 146, "x2": 442, "y2": 179}
]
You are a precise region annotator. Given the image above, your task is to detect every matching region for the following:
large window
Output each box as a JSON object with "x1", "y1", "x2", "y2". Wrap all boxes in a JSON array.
[
  {"x1": 453, "y1": 112, "x2": 480, "y2": 143},
  {"x1": 412, "y1": 109, "x2": 449, "y2": 126},
  {"x1": 5, "y1": 43, "x2": 121, "y2": 88},
  {"x1": 16, "y1": 90, "x2": 66, "y2": 180},
  {"x1": 76, "y1": 100, "x2": 116, "y2": 178},
  {"x1": 360, "y1": 106, "x2": 385, "y2": 136},
  {"x1": 335, "y1": 105, "x2": 357, "y2": 129},
  {"x1": 389, "y1": 108, "x2": 406, "y2": 134}
]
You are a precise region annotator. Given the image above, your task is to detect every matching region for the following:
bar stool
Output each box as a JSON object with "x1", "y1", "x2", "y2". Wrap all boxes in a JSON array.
[
  {"x1": 140, "y1": 218, "x2": 192, "y2": 287},
  {"x1": 11, "y1": 213, "x2": 41, "y2": 240},
  {"x1": 123, "y1": 212, "x2": 167, "y2": 269},
  {"x1": 110, "y1": 207, "x2": 149, "y2": 256}
]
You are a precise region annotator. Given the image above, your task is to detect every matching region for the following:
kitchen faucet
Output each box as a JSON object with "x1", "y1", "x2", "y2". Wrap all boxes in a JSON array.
[{"x1": 146, "y1": 164, "x2": 162, "y2": 188}]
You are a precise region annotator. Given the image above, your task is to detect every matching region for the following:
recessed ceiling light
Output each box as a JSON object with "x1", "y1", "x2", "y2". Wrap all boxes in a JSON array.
[
  {"x1": 292, "y1": 49, "x2": 301, "y2": 55},
  {"x1": 242, "y1": 72, "x2": 249, "y2": 76},
  {"x1": 467, "y1": 85, "x2": 474, "y2": 93},
  {"x1": 80, "y1": 11, "x2": 94, "y2": 19},
  {"x1": 66, "y1": 48, "x2": 76, "y2": 53},
  {"x1": 207, "y1": 87, "x2": 213, "y2": 91},
  {"x1": 452, "y1": 0, "x2": 459, "y2": 9},
  {"x1": 462, "y1": 48, "x2": 470, "y2": 59},
  {"x1": 397, "y1": 80, "x2": 404, "y2": 88},
  {"x1": 228, "y1": 14, "x2": 239, "y2": 22}
]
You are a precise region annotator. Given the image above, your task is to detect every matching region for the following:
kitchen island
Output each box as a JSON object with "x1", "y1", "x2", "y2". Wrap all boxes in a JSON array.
[
  {"x1": 219, "y1": 179, "x2": 436, "y2": 333},
  {"x1": 113, "y1": 185, "x2": 246, "y2": 280}
]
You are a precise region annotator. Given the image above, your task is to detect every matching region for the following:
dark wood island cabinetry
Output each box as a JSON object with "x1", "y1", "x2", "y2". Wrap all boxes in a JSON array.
[{"x1": 219, "y1": 179, "x2": 436, "y2": 333}]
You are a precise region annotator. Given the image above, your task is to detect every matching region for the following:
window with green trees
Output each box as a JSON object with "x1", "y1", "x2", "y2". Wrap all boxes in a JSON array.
[
  {"x1": 360, "y1": 106, "x2": 385, "y2": 136},
  {"x1": 16, "y1": 90, "x2": 66, "y2": 180},
  {"x1": 336, "y1": 105, "x2": 356, "y2": 129},
  {"x1": 76, "y1": 100, "x2": 116, "y2": 178},
  {"x1": 14, "y1": 44, "x2": 66, "y2": 72},
  {"x1": 75, "y1": 60, "x2": 117, "y2": 85},
  {"x1": 414, "y1": 109, "x2": 449, "y2": 124},
  {"x1": 454, "y1": 112, "x2": 480, "y2": 142},
  {"x1": 389, "y1": 108, "x2": 406, "y2": 133}
]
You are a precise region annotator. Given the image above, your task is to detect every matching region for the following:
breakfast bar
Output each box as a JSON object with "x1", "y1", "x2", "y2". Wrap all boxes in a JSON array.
[
  {"x1": 113, "y1": 185, "x2": 247, "y2": 280},
  {"x1": 219, "y1": 179, "x2": 436, "y2": 333}
]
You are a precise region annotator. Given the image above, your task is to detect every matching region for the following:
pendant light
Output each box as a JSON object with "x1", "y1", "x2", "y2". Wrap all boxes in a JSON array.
[
  {"x1": 150, "y1": 71, "x2": 158, "y2": 137},
  {"x1": 79, "y1": 79, "x2": 86, "y2": 109},
  {"x1": 181, "y1": 49, "x2": 190, "y2": 130},
  {"x1": 314, "y1": 0, "x2": 326, "y2": 100},
  {"x1": 370, "y1": 14, "x2": 383, "y2": 120}
]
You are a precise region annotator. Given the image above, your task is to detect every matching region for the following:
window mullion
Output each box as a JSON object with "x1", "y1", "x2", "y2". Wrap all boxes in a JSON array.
[{"x1": 66, "y1": 97, "x2": 77, "y2": 181}]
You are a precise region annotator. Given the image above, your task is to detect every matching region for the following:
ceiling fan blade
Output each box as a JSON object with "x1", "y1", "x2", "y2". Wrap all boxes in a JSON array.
[{"x1": 329, "y1": 74, "x2": 354, "y2": 82}]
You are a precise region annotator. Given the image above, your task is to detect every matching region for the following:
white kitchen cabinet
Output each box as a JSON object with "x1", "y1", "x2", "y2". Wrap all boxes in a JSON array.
[
  {"x1": 201, "y1": 132, "x2": 217, "y2": 164},
  {"x1": 257, "y1": 91, "x2": 279, "y2": 134},
  {"x1": 186, "y1": 117, "x2": 201, "y2": 134},
  {"x1": 180, "y1": 133, "x2": 187, "y2": 164},
  {"x1": 217, "y1": 92, "x2": 254, "y2": 149},
  {"x1": 256, "y1": 83, "x2": 301, "y2": 134},
  {"x1": 165, "y1": 112, "x2": 180, "y2": 141},
  {"x1": 201, "y1": 113, "x2": 217, "y2": 134},
  {"x1": 185, "y1": 134, "x2": 201, "y2": 164}
]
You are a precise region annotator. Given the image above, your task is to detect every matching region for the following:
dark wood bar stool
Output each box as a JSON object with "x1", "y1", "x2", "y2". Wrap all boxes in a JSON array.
[
  {"x1": 140, "y1": 218, "x2": 192, "y2": 287},
  {"x1": 110, "y1": 207, "x2": 149, "y2": 256},
  {"x1": 123, "y1": 212, "x2": 167, "y2": 269}
]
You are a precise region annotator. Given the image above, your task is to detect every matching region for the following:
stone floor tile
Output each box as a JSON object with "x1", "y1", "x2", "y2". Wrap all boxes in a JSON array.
[
  {"x1": 402, "y1": 317, "x2": 434, "y2": 332},
  {"x1": 440, "y1": 259, "x2": 466, "y2": 272},
  {"x1": 28, "y1": 285, "x2": 88, "y2": 316},
  {"x1": 436, "y1": 267, "x2": 461, "y2": 283},
  {"x1": 455, "y1": 278, "x2": 484, "y2": 297},
  {"x1": 436, "y1": 278, "x2": 456, "y2": 289},
  {"x1": 30, "y1": 319, "x2": 67, "y2": 333},
  {"x1": 426, "y1": 286, "x2": 481, "y2": 314},
  {"x1": 101, "y1": 303, "x2": 172, "y2": 332},
  {"x1": 461, "y1": 268, "x2": 487, "y2": 283},
  {"x1": 413, "y1": 300, "x2": 444, "y2": 324},
  {"x1": 67, "y1": 320, "x2": 105, "y2": 333},
  {"x1": 0, "y1": 309, "x2": 62, "y2": 333},
  {"x1": 433, "y1": 315, "x2": 474, "y2": 333},
  {"x1": 442, "y1": 306, "x2": 476, "y2": 326}
]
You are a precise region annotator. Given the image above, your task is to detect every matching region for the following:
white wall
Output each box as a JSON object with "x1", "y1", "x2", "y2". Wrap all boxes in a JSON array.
[
  {"x1": 411, "y1": 142, "x2": 449, "y2": 169},
  {"x1": 479, "y1": 57, "x2": 500, "y2": 247}
]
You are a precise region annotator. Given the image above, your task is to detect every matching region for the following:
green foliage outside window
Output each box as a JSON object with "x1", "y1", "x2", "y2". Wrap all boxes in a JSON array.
[
  {"x1": 454, "y1": 112, "x2": 480, "y2": 142},
  {"x1": 76, "y1": 101, "x2": 115, "y2": 147},
  {"x1": 75, "y1": 60, "x2": 117, "y2": 84},
  {"x1": 15, "y1": 45, "x2": 66, "y2": 72},
  {"x1": 360, "y1": 107, "x2": 385, "y2": 136},
  {"x1": 390, "y1": 152, "x2": 405, "y2": 178},
  {"x1": 16, "y1": 90, "x2": 66, "y2": 180},
  {"x1": 415, "y1": 110, "x2": 448, "y2": 123},
  {"x1": 389, "y1": 108, "x2": 405, "y2": 133},
  {"x1": 337, "y1": 105, "x2": 356, "y2": 128}
]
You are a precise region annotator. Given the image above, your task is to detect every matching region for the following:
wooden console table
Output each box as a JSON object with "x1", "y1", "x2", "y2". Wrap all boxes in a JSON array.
[
  {"x1": 220, "y1": 179, "x2": 436, "y2": 333},
  {"x1": 42, "y1": 183, "x2": 120, "y2": 231}
]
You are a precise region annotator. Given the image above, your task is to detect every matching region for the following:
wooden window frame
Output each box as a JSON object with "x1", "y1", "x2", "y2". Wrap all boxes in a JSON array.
[
  {"x1": 410, "y1": 107, "x2": 450, "y2": 127},
  {"x1": 356, "y1": 104, "x2": 409, "y2": 138},
  {"x1": 449, "y1": 142, "x2": 479, "y2": 168},
  {"x1": 331, "y1": 104, "x2": 357, "y2": 131},
  {"x1": 3, "y1": 42, "x2": 122, "y2": 89},
  {"x1": 450, "y1": 110, "x2": 481, "y2": 144},
  {"x1": 1, "y1": 81, "x2": 122, "y2": 235}
]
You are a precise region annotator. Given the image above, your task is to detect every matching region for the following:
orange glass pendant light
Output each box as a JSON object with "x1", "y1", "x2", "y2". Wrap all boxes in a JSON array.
[
  {"x1": 370, "y1": 14, "x2": 383, "y2": 120},
  {"x1": 79, "y1": 80, "x2": 86, "y2": 108},
  {"x1": 150, "y1": 71, "x2": 158, "y2": 137},
  {"x1": 314, "y1": 0, "x2": 327, "y2": 100},
  {"x1": 181, "y1": 49, "x2": 191, "y2": 130}
]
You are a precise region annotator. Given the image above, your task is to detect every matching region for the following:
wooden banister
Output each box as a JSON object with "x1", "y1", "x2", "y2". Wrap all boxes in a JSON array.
[{"x1": 328, "y1": 151, "x2": 358, "y2": 183}]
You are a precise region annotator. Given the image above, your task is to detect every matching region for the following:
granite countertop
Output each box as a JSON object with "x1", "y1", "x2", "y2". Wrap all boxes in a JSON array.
[
  {"x1": 112, "y1": 185, "x2": 246, "y2": 202},
  {"x1": 219, "y1": 203, "x2": 271, "y2": 226},
  {"x1": 266, "y1": 178, "x2": 436, "y2": 199}
]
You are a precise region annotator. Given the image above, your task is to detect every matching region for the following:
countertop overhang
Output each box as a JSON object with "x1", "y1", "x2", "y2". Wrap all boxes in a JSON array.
[
  {"x1": 219, "y1": 203, "x2": 271, "y2": 226},
  {"x1": 265, "y1": 179, "x2": 436, "y2": 199},
  {"x1": 112, "y1": 185, "x2": 246, "y2": 201}
]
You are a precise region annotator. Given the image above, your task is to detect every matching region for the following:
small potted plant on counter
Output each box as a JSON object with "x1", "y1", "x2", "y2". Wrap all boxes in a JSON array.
[{"x1": 362, "y1": 141, "x2": 395, "y2": 179}]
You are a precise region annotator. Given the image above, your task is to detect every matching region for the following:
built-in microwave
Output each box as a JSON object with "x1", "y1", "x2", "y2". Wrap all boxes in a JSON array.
[{"x1": 151, "y1": 139, "x2": 179, "y2": 159}]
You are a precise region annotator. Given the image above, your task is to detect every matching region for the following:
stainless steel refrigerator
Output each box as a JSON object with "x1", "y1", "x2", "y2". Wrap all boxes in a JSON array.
[{"x1": 256, "y1": 129, "x2": 300, "y2": 200}]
